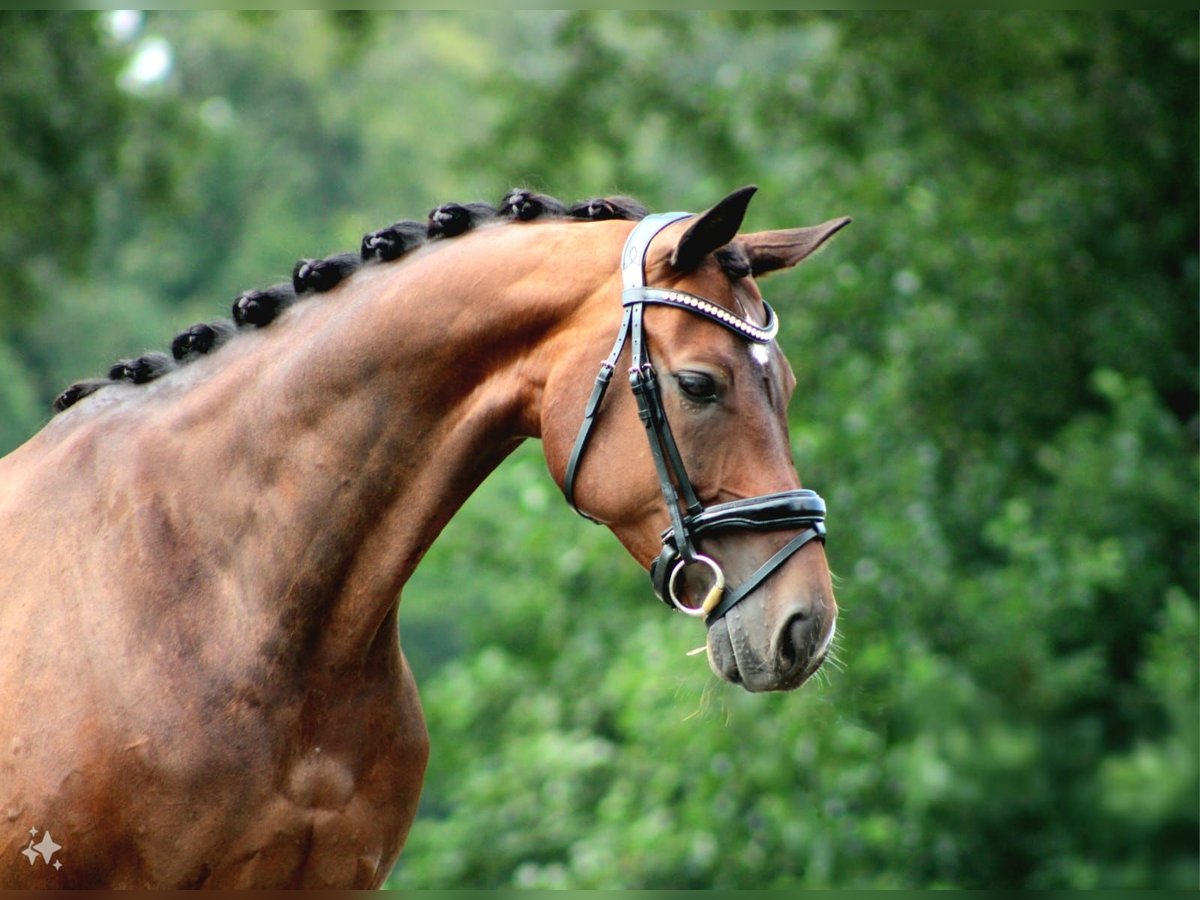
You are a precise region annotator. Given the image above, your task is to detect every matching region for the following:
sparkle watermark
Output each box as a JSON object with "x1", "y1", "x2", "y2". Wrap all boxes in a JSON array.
[{"x1": 20, "y1": 827, "x2": 62, "y2": 871}]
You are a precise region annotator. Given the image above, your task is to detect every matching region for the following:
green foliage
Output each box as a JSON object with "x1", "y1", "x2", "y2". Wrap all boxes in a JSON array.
[
  {"x1": 0, "y1": 10, "x2": 1194, "y2": 891},
  {"x1": 391, "y1": 12, "x2": 1198, "y2": 889},
  {"x1": 0, "y1": 12, "x2": 130, "y2": 326}
]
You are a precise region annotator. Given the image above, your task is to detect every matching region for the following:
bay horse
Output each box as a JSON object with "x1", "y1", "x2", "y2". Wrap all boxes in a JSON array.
[{"x1": 0, "y1": 185, "x2": 848, "y2": 888}]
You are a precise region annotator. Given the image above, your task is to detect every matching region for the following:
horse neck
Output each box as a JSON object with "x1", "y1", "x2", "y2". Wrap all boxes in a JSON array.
[{"x1": 129, "y1": 222, "x2": 622, "y2": 672}]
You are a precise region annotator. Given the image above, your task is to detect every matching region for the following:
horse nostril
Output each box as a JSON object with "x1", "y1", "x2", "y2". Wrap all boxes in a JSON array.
[{"x1": 778, "y1": 611, "x2": 812, "y2": 671}]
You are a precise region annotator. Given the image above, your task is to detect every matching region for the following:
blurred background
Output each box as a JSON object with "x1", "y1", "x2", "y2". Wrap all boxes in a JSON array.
[{"x1": 0, "y1": 11, "x2": 1195, "y2": 890}]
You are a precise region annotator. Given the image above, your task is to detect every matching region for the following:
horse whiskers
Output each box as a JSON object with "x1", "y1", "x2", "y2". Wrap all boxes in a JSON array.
[
  {"x1": 823, "y1": 647, "x2": 847, "y2": 674},
  {"x1": 686, "y1": 644, "x2": 707, "y2": 657},
  {"x1": 682, "y1": 676, "x2": 723, "y2": 723},
  {"x1": 820, "y1": 631, "x2": 847, "y2": 676}
]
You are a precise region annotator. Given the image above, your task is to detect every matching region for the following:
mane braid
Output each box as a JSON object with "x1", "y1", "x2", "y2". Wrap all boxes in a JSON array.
[
  {"x1": 427, "y1": 202, "x2": 496, "y2": 239},
  {"x1": 362, "y1": 220, "x2": 426, "y2": 262},
  {"x1": 51, "y1": 188, "x2": 648, "y2": 415},
  {"x1": 499, "y1": 189, "x2": 568, "y2": 222},
  {"x1": 109, "y1": 352, "x2": 175, "y2": 385},
  {"x1": 172, "y1": 319, "x2": 237, "y2": 361},
  {"x1": 567, "y1": 196, "x2": 648, "y2": 222},
  {"x1": 233, "y1": 283, "x2": 296, "y2": 328},
  {"x1": 53, "y1": 377, "x2": 112, "y2": 412},
  {"x1": 293, "y1": 253, "x2": 361, "y2": 295}
]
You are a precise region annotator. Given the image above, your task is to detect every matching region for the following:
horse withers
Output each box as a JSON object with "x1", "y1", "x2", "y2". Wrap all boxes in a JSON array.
[{"x1": 0, "y1": 186, "x2": 847, "y2": 887}]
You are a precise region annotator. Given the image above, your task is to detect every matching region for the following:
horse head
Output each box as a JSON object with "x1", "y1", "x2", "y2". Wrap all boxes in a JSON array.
[{"x1": 543, "y1": 186, "x2": 849, "y2": 693}]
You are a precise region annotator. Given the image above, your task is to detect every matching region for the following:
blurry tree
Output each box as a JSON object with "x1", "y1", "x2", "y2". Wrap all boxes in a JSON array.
[
  {"x1": 0, "y1": 12, "x2": 134, "y2": 450},
  {"x1": 387, "y1": 11, "x2": 1198, "y2": 890},
  {"x1": 0, "y1": 10, "x2": 1193, "y2": 891},
  {"x1": 0, "y1": 13, "x2": 130, "y2": 324}
]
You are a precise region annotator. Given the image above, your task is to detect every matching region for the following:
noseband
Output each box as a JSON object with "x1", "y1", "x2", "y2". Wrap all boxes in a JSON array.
[{"x1": 563, "y1": 212, "x2": 828, "y2": 624}]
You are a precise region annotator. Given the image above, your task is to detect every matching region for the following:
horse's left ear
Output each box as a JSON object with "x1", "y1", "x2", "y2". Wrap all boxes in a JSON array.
[
  {"x1": 670, "y1": 185, "x2": 759, "y2": 272},
  {"x1": 739, "y1": 217, "x2": 853, "y2": 277}
]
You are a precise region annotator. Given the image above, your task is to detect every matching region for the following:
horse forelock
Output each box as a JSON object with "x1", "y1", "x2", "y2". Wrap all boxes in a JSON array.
[{"x1": 51, "y1": 189, "x2": 660, "y2": 416}]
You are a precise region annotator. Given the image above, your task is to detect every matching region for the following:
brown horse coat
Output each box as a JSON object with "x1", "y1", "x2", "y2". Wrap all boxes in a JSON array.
[{"x1": 0, "y1": 188, "x2": 845, "y2": 887}]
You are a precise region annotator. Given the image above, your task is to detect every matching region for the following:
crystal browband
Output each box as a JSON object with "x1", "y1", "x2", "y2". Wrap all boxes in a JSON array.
[{"x1": 622, "y1": 288, "x2": 778, "y2": 344}]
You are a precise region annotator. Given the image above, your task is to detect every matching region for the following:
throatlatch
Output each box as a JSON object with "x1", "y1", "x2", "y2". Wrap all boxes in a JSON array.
[{"x1": 562, "y1": 213, "x2": 828, "y2": 624}]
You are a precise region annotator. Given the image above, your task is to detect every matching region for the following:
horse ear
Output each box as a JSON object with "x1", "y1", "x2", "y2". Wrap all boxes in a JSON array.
[
  {"x1": 670, "y1": 185, "x2": 758, "y2": 272},
  {"x1": 739, "y1": 217, "x2": 852, "y2": 277}
]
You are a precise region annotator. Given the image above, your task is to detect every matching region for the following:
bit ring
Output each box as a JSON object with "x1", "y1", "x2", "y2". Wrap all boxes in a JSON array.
[{"x1": 667, "y1": 554, "x2": 726, "y2": 617}]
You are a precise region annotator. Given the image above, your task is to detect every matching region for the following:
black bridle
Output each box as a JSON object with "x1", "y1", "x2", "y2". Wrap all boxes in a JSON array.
[{"x1": 563, "y1": 212, "x2": 828, "y2": 624}]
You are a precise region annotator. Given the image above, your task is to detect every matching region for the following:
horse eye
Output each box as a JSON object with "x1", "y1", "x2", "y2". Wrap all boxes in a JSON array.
[{"x1": 676, "y1": 371, "x2": 718, "y2": 403}]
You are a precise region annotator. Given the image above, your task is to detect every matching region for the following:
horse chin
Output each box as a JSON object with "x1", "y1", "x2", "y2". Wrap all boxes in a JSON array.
[{"x1": 705, "y1": 612, "x2": 830, "y2": 693}]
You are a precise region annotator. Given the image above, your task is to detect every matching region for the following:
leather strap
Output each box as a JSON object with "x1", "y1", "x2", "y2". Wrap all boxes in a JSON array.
[
  {"x1": 673, "y1": 490, "x2": 826, "y2": 541},
  {"x1": 703, "y1": 525, "x2": 826, "y2": 623},
  {"x1": 563, "y1": 214, "x2": 690, "y2": 519},
  {"x1": 562, "y1": 306, "x2": 633, "y2": 520}
]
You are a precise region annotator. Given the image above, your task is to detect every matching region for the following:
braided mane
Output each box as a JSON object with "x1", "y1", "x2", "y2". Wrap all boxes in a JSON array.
[{"x1": 52, "y1": 190, "x2": 648, "y2": 413}]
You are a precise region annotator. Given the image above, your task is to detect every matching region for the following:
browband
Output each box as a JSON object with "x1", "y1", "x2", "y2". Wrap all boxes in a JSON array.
[{"x1": 622, "y1": 288, "x2": 779, "y2": 344}]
